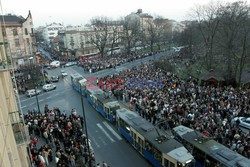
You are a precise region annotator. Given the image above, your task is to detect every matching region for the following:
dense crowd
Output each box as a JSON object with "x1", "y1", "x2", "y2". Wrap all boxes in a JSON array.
[
  {"x1": 24, "y1": 106, "x2": 96, "y2": 167},
  {"x1": 102, "y1": 62, "x2": 250, "y2": 158},
  {"x1": 79, "y1": 52, "x2": 157, "y2": 73}
]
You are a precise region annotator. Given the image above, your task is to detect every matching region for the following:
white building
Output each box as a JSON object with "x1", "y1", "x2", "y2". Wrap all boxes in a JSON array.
[
  {"x1": 42, "y1": 23, "x2": 64, "y2": 44},
  {"x1": 126, "y1": 9, "x2": 153, "y2": 32}
]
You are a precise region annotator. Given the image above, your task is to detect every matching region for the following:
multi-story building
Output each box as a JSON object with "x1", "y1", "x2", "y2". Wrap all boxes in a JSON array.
[
  {"x1": 126, "y1": 9, "x2": 153, "y2": 32},
  {"x1": 0, "y1": 21, "x2": 30, "y2": 167},
  {"x1": 0, "y1": 11, "x2": 36, "y2": 67},
  {"x1": 58, "y1": 24, "x2": 123, "y2": 58},
  {"x1": 42, "y1": 22, "x2": 64, "y2": 45}
]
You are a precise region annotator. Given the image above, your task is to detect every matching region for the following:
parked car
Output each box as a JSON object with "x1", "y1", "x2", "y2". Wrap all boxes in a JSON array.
[
  {"x1": 50, "y1": 61, "x2": 60, "y2": 67},
  {"x1": 42, "y1": 84, "x2": 56, "y2": 91},
  {"x1": 51, "y1": 76, "x2": 59, "y2": 82},
  {"x1": 232, "y1": 117, "x2": 250, "y2": 130},
  {"x1": 61, "y1": 70, "x2": 68, "y2": 77},
  {"x1": 26, "y1": 89, "x2": 42, "y2": 97},
  {"x1": 65, "y1": 62, "x2": 73, "y2": 67}
]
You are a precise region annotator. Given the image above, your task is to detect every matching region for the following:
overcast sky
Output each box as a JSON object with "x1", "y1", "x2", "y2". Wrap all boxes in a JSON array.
[{"x1": 1, "y1": 0, "x2": 235, "y2": 27}]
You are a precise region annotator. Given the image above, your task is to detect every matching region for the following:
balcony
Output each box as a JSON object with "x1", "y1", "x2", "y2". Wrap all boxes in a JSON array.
[
  {"x1": 9, "y1": 111, "x2": 30, "y2": 145},
  {"x1": 0, "y1": 64, "x2": 14, "y2": 72}
]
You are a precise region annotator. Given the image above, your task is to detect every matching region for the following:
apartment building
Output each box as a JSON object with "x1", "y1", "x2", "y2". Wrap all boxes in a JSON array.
[
  {"x1": 0, "y1": 11, "x2": 36, "y2": 67},
  {"x1": 42, "y1": 22, "x2": 64, "y2": 45},
  {"x1": 0, "y1": 21, "x2": 30, "y2": 167},
  {"x1": 58, "y1": 24, "x2": 123, "y2": 58}
]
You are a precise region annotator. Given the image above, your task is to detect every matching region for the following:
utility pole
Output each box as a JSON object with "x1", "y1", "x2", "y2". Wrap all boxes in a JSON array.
[
  {"x1": 80, "y1": 86, "x2": 93, "y2": 167},
  {"x1": 29, "y1": 57, "x2": 41, "y2": 113}
]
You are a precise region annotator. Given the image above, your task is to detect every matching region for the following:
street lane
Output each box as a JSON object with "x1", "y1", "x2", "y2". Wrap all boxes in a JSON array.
[
  {"x1": 20, "y1": 51, "x2": 173, "y2": 166},
  {"x1": 20, "y1": 67, "x2": 151, "y2": 167}
]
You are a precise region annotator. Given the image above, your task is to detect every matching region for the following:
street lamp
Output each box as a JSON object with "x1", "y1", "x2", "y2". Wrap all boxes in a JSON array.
[
  {"x1": 80, "y1": 86, "x2": 92, "y2": 167},
  {"x1": 28, "y1": 57, "x2": 41, "y2": 113}
]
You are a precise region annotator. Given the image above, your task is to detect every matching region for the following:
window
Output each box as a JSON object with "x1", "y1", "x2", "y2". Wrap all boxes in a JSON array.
[
  {"x1": 31, "y1": 28, "x2": 34, "y2": 34},
  {"x1": 25, "y1": 28, "x2": 28, "y2": 35},
  {"x1": 49, "y1": 32, "x2": 55, "y2": 35},
  {"x1": 164, "y1": 158, "x2": 169, "y2": 167},
  {"x1": 26, "y1": 38, "x2": 30, "y2": 45},
  {"x1": 169, "y1": 161, "x2": 174, "y2": 167},
  {"x1": 15, "y1": 39, "x2": 20, "y2": 47},
  {"x1": 2, "y1": 28, "x2": 6, "y2": 36},
  {"x1": 119, "y1": 118, "x2": 130, "y2": 133},
  {"x1": 13, "y1": 29, "x2": 18, "y2": 36}
]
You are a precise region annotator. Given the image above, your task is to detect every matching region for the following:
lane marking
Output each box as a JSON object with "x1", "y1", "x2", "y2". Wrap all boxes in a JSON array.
[
  {"x1": 98, "y1": 136, "x2": 107, "y2": 145},
  {"x1": 89, "y1": 134, "x2": 100, "y2": 148},
  {"x1": 102, "y1": 122, "x2": 122, "y2": 141},
  {"x1": 21, "y1": 105, "x2": 27, "y2": 108},
  {"x1": 97, "y1": 123, "x2": 115, "y2": 143}
]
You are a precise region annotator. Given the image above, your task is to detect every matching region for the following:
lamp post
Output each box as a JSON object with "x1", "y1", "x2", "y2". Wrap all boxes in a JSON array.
[
  {"x1": 79, "y1": 86, "x2": 92, "y2": 167},
  {"x1": 28, "y1": 57, "x2": 41, "y2": 113}
]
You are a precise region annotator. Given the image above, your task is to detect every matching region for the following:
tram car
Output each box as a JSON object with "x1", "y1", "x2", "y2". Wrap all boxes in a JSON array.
[
  {"x1": 116, "y1": 108, "x2": 194, "y2": 167},
  {"x1": 86, "y1": 88, "x2": 121, "y2": 123},
  {"x1": 173, "y1": 125, "x2": 250, "y2": 167},
  {"x1": 70, "y1": 73, "x2": 87, "y2": 96}
]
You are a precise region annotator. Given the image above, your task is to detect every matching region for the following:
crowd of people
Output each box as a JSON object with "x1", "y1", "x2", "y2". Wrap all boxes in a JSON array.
[
  {"x1": 24, "y1": 105, "x2": 96, "y2": 167},
  {"x1": 102, "y1": 62, "x2": 250, "y2": 158},
  {"x1": 79, "y1": 52, "x2": 157, "y2": 73}
]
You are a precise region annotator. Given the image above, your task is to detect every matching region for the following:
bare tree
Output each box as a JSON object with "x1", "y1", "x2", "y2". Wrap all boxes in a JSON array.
[
  {"x1": 90, "y1": 17, "x2": 110, "y2": 57},
  {"x1": 109, "y1": 22, "x2": 121, "y2": 57},
  {"x1": 217, "y1": 1, "x2": 250, "y2": 84},
  {"x1": 120, "y1": 17, "x2": 141, "y2": 55},
  {"x1": 191, "y1": 1, "x2": 221, "y2": 70}
]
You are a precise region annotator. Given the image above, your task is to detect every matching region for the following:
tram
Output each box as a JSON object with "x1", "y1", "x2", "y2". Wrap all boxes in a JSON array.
[
  {"x1": 70, "y1": 73, "x2": 87, "y2": 96},
  {"x1": 173, "y1": 125, "x2": 250, "y2": 167},
  {"x1": 116, "y1": 108, "x2": 194, "y2": 167},
  {"x1": 86, "y1": 88, "x2": 120, "y2": 123}
]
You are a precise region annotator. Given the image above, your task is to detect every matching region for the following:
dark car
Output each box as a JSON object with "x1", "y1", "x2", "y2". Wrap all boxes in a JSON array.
[{"x1": 51, "y1": 76, "x2": 59, "y2": 82}]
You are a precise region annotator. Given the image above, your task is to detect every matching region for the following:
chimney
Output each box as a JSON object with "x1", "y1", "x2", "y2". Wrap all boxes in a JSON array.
[{"x1": 137, "y1": 9, "x2": 142, "y2": 14}]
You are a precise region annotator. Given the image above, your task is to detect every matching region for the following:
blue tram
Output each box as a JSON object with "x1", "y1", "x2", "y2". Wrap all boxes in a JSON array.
[
  {"x1": 70, "y1": 74, "x2": 87, "y2": 96},
  {"x1": 173, "y1": 125, "x2": 250, "y2": 167},
  {"x1": 86, "y1": 88, "x2": 120, "y2": 123},
  {"x1": 116, "y1": 108, "x2": 194, "y2": 167}
]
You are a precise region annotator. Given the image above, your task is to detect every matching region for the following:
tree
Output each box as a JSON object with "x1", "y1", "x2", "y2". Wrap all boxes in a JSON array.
[
  {"x1": 109, "y1": 22, "x2": 122, "y2": 57},
  {"x1": 90, "y1": 17, "x2": 110, "y2": 58},
  {"x1": 217, "y1": 1, "x2": 250, "y2": 84},
  {"x1": 120, "y1": 16, "x2": 141, "y2": 55},
  {"x1": 146, "y1": 17, "x2": 172, "y2": 52},
  {"x1": 190, "y1": 1, "x2": 221, "y2": 70}
]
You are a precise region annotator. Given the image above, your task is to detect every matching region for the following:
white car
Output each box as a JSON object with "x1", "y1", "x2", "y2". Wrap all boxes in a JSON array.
[
  {"x1": 26, "y1": 89, "x2": 41, "y2": 97},
  {"x1": 42, "y1": 84, "x2": 56, "y2": 92},
  {"x1": 61, "y1": 70, "x2": 68, "y2": 77},
  {"x1": 232, "y1": 117, "x2": 250, "y2": 130},
  {"x1": 65, "y1": 62, "x2": 73, "y2": 67}
]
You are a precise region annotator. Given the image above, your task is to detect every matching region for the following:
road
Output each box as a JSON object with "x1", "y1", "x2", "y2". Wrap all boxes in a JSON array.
[{"x1": 20, "y1": 51, "x2": 173, "y2": 167}]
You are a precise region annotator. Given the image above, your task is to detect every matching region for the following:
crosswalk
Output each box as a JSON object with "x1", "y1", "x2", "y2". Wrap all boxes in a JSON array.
[{"x1": 90, "y1": 121, "x2": 122, "y2": 149}]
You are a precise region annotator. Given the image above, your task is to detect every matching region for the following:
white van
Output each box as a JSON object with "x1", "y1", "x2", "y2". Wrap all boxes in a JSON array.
[{"x1": 50, "y1": 61, "x2": 60, "y2": 67}]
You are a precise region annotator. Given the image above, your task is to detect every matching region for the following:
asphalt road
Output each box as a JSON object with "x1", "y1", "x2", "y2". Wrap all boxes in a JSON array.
[
  {"x1": 20, "y1": 50, "x2": 249, "y2": 166},
  {"x1": 19, "y1": 52, "x2": 172, "y2": 167}
]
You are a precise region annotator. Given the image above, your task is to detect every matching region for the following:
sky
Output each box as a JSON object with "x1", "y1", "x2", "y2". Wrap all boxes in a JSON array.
[{"x1": 0, "y1": 0, "x2": 234, "y2": 27}]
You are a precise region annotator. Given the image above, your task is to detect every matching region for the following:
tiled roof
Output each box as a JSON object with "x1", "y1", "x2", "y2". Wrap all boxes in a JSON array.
[
  {"x1": 200, "y1": 69, "x2": 225, "y2": 82},
  {"x1": 0, "y1": 15, "x2": 25, "y2": 26}
]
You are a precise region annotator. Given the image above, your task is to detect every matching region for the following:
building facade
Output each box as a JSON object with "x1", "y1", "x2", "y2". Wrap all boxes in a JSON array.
[
  {"x1": 126, "y1": 9, "x2": 153, "y2": 32},
  {"x1": 42, "y1": 22, "x2": 64, "y2": 45},
  {"x1": 0, "y1": 22, "x2": 30, "y2": 167},
  {"x1": 0, "y1": 11, "x2": 36, "y2": 67},
  {"x1": 58, "y1": 24, "x2": 123, "y2": 58}
]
